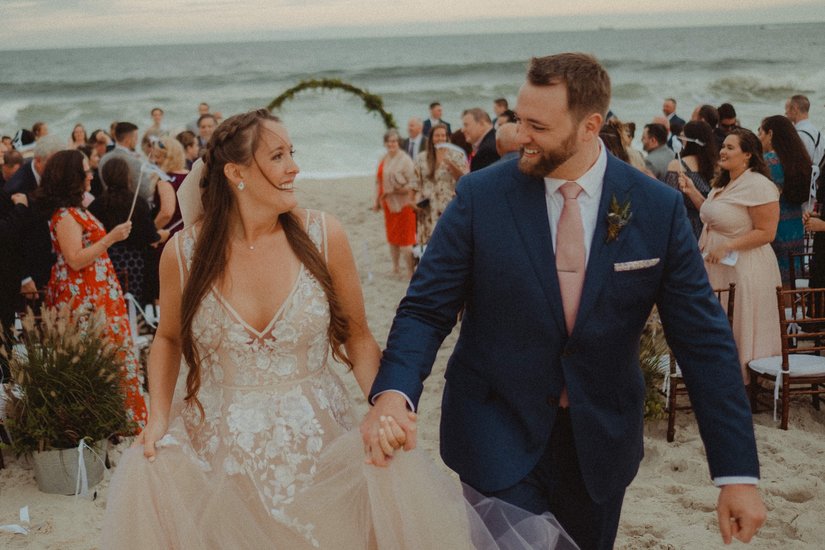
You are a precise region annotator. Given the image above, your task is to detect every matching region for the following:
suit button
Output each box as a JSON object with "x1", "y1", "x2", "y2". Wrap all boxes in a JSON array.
[
  {"x1": 562, "y1": 347, "x2": 575, "y2": 357},
  {"x1": 547, "y1": 396, "x2": 558, "y2": 407}
]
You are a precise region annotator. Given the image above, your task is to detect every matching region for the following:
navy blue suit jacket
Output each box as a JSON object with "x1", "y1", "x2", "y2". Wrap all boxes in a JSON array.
[{"x1": 370, "y1": 155, "x2": 759, "y2": 503}]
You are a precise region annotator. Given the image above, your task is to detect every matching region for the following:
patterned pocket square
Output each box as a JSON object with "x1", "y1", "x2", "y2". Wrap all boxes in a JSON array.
[{"x1": 613, "y1": 258, "x2": 660, "y2": 271}]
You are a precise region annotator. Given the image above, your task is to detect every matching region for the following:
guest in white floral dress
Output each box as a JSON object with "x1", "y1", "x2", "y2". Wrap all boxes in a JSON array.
[{"x1": 102, "y1": 110, "x2": 575, "y2": 549}]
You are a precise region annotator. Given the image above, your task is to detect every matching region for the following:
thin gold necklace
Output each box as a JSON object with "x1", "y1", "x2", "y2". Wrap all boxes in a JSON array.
[{"x1": 235, "y1": 220, "x2": 278, "y2": 251}]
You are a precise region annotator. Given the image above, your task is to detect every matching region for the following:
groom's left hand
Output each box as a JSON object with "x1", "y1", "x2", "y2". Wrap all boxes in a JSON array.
[{"x1": 717, "y1": 484, "x2": 767, "y2": 544}]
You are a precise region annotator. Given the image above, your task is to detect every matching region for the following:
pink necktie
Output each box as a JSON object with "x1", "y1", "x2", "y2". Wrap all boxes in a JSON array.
[{"x1": 556, "y1": 181, "x2": 585, "y2": 335}]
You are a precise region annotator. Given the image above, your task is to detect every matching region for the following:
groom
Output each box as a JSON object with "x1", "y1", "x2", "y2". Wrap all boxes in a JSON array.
[{"x1": 361, "y1": 53, "x2": 766, "y2": 549}]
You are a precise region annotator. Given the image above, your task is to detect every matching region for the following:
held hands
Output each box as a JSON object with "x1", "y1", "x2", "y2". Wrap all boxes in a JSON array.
[
  {"x1": 107, "y1": 221, "x2": 133, "y2": 245},
  {"x1": 360, "y1": 392, "x2": 417, "y2": 467},
  {"x1": 133, "y1": 417, "x2": 170, "y2": 462},
  {"x1": 717, "y1": 484, "x2": 767, "y2": 544}
]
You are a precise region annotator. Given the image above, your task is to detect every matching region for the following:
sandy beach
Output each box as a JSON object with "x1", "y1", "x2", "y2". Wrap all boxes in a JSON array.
[{"x1": 2, "y1": 175, "x2": 824, "y2": 549}]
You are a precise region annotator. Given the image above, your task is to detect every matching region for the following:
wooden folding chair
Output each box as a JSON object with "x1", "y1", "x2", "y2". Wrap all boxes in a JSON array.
[
  {"x1": 748, "y1": 287, "x2": 825, "y2": 429},
  {"x1": 789, "y1": 251, "x2": 814, "y2": 291},
  {"x1": 664, "y1": 283, "x2": 736, "y2": 442}
]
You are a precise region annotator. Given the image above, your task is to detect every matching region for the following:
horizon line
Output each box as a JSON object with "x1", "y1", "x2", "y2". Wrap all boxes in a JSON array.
[{"x1": 0, "y1": 18, "x2": 821, "y2": 53}]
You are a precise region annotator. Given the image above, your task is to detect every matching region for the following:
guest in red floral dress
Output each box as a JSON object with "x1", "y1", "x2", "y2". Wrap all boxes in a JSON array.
[{"x1": 37, "y1": 150, "x2": 148, "y2": 430}]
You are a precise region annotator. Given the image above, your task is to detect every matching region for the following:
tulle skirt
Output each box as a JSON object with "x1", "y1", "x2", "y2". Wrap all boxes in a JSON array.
[{"x1": 102, "y1": 431, "x2": 577, "y2": 549}]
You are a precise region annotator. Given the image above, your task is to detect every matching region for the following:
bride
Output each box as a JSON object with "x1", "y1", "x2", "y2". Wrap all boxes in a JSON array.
[{"x1": 102, "y1": 109, "x2": 575, "y2": 549}]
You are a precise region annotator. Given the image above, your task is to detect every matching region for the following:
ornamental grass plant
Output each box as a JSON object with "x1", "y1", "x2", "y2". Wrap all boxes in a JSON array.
[{"x1": 1, "y1": 304, "x2": 135, "y2": 456}]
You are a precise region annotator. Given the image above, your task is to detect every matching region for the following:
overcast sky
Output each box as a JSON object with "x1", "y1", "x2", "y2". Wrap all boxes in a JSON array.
[{"x1": 2, "y1": 0, "x2": 824, "y2": 50}]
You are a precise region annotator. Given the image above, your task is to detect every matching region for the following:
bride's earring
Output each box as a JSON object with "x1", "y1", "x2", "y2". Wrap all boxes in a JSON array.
[{"x1": 237, "y1": 181, "x2": 245, "y2": 191}]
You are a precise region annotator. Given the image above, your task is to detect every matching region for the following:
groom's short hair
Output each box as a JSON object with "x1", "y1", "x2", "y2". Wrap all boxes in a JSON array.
[{"x1": 527, "y1": 53, "x2": 611, "y2": 122}]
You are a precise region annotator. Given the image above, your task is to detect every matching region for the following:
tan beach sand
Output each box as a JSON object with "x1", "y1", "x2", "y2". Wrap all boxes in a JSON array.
[{"x1": 1, "y1": 175, "x2": 824, "y2": 549}]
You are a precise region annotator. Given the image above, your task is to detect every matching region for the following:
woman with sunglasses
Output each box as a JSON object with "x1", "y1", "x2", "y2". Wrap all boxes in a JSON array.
[{"x1": 664, "y1": 120, "x2": 718, "y2": 239}]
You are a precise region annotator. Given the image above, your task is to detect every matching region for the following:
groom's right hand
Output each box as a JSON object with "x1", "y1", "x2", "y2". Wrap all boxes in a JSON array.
[{"x1": 360, "y1": 392, "x2": 417, "y2": 467}]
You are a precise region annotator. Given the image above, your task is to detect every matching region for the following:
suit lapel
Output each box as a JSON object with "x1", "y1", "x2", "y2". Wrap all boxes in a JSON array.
[
  {"x1": 505, "y1": 169, "x2": 567, "y2": 335},
  {"x1": 574, "y1": 156, "x2": 634, "y2": 335}
]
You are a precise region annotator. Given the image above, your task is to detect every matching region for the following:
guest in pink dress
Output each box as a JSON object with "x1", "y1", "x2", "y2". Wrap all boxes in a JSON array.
[{"x1": 699, "y1": 129, "x2": 781, "y2": 379}]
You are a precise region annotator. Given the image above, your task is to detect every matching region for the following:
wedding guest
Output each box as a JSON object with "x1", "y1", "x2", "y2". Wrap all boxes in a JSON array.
[
  {"x1": 663, "y1": 97, "x2": 685, "y2": 128},
  {"x1": 144, "y1": 136, "x2": 188, "y2": 302},
  {"x1": 99, "y1": 122, "x2": 157, "y2": 206},
  {"x1": 758, "y1": 115, "x2": 812, "y2": 286},
  {"x1": 700, "y1": 129, "x2": 781, "y2": 378},
  {"x1": 1, "y1": 150, "x2": 23, "y2": 185},
  {"x1": 373, "y1": 129, "x2": 416, "y2": 278},
  {"x1": 186, "y1": 101, "x2": 210, "y2": 133},
  {"x1": 493, "y1": 98, "x2": 509, "y2": 128},
  {"x1": 413, "y1": 123, "x2": 467, "y2": 247},
  {"x1": 176, "y1": 130, "x2": 200, "y2": 170},
  {"x1": 1, "y1": 136, "x2": 11, "y2": 150},
  {"x1": 495, "y1": 122, "x2": 520, "y2": 161},
  {"x1": 599, "y1": 122, "x2": 630, "y2": 162},
  {"x1": 422, "y1": 101, "x2": 451, "y2": 137},
  {"x1": 715, "y1": 103, "x2": 739, "y2": 149},
  {"x1": 642, "y1": 122, "x2": 673, "y2": 180},
  {"x1": 89, "y1": 157, "x2": 167, "y2": 304},
  {"x1": 664, "y1": 120, "x2": 718, "y2": 239},
  {"x1": 32, "y1": 121, "x2": 48, "y2": 140},
  {"x1": 621, "y1": 121, "x2": 647, "y2": 171},
  {"x1": 147, "y1": 107, "x2": 167, "y2": 137},
  {"x1": 785, "y1": 94, "x2": 824, "y2": 166},
  {"x1": 197, "y1": 114, "x2": 217, "y2": 149},
  {"x1": 78, "y1": 144, "x2": 104, "y2": 198},
  {"x1": 402, "y1": 117, "x2": 426, "y2": 158},
  {"x1": 67, "y1": 123, "x2": 87, "y2": 149},
  {"x1": 89, "y1": 129, "x2": 112, "y2": 159},
  {"x1": 154, "y1": 136, "x2": 187, "y2": 237},
  {"x1": 6, "y1": 136, "x2": 64, "y2": 299},
  {"x1": 0, "y1": 190, "x2": 31, "y2": 382},
  {"x1": 462, "y1": 108, "x2": 499, "y2": 171},
  {"x1": 37, "y1": 149, "x2": 147, "y2": 429},
  {"x1": 691, "y1": 104, "x2": 719, "y2": 129}
]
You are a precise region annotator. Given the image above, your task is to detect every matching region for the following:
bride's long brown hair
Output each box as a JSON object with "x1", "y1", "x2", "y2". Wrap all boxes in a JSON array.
[{"x1": 180, "y1": 109, "x2": 351, "y2": 418}]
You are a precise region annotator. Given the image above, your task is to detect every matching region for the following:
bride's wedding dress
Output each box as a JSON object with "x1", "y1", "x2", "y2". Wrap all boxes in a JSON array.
[{"x1": 103, "y1": 210, "x2": 575, "y2": 549}]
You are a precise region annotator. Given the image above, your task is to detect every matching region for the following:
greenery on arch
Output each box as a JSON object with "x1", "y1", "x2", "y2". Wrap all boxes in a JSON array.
[{"x1": 267, "y1": 78, "x2": 397, "y2": 130}]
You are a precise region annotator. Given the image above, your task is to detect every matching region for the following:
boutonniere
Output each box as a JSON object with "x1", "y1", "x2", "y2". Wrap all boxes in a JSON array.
[{"x1": 606, "y1": 195, "x2": 632, "y2": 243}]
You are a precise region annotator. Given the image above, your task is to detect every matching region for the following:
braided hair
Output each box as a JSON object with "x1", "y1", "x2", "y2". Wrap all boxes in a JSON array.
[{"x1": 179, "y1": 109, "x2": 352, "y2": 418}]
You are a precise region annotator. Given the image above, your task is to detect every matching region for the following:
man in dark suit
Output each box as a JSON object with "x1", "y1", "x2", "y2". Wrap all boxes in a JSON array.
[
  {"x1": 3, "y1": 135, "x2": 63, "y2": 297},
  {"x1": 422, "y1": 102, "x2": 451, "y2": 138},
  {"x1": 461, "y1": 107, "x2": 499, "y2": 171},
  {"x1": 401, "y1": 117, "x2": 427, "y2": 158},
  {"x1": 362, "y1": 53, "x2": 766, "y2": 550},
  {"x1": 0, "y1": 190, "x2": 31, "y2": 382},
  {"x1": 663, "y1": 97, "x2": 685, "y2": 129}
]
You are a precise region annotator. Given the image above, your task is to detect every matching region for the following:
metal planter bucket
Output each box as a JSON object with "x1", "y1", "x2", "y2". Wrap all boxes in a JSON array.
[{"x1": 31, "y1": 440, "x2": 106, "y2": 495}]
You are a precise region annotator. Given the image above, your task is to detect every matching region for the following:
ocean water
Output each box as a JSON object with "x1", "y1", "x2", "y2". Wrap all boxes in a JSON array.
[{"x1": 1, "y1": 22, "x2": 823, "y2": 179}]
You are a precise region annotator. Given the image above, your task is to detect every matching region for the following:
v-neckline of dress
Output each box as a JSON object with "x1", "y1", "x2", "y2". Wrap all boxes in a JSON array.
[{"x1": 211, "y1": 263, "x2": 305, "y2": 339}]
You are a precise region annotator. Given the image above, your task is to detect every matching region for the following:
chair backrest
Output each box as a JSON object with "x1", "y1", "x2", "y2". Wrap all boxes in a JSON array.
[
  {"x1": 788, "y1": 251, "x2": 813, "y2": 290},
  {"x1": 776, "y1": 286, "x2": 825, "y2": 361},
  {"x1": 714, "y1": 283, "x2": 736, "y2": 328}
]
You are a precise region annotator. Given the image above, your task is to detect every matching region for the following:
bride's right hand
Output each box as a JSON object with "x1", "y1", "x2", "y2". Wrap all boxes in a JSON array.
[{"x1": 133, "y1": 417, "x2": 170, "y2": 462}]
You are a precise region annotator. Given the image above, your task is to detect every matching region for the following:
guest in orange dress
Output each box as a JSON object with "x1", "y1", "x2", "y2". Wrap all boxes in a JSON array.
[
  {"x1": 37, "y1": 150, "x2": 148, "y2": 430},
  {"x1": 373, "y1": 129, "x2": 416, "y2": 278}
]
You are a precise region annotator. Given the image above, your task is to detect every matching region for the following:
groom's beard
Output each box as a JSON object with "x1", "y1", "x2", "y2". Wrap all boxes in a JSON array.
[{"x1": 517, "y1": 130, "x2": 578, "y2": 178}]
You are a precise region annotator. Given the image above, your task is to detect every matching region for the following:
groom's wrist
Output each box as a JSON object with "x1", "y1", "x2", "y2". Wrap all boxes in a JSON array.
[{"x1": 370, "y1": 390, "x2": 416, "y2": 413}]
